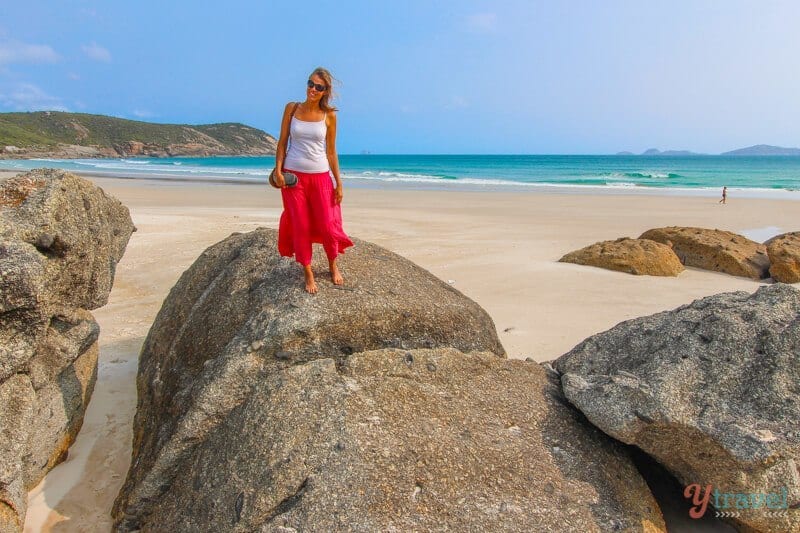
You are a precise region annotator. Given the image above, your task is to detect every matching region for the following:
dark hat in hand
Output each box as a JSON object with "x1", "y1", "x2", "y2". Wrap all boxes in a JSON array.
[{"x1": 269, "y1": 169, "x2": 298, "y2": 188}]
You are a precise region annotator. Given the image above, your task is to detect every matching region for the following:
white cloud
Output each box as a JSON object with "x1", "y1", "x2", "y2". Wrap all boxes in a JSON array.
[
  {"x1": 0, "y1": 82, "x2": 68, "y2": 111},
  {"x1": 464, "y1": 13, "x2": 498, "y2": 34},
  {"x1": 444, "y1": 95, "x2": 469, "y2": 110},
  {"x1": 82, "y1": 42, "x2": 112, "y2": 63},
  {"x1": 67, "y1": 72, "x2": 80, "y2": 80},
  {"x1": 0, "y1": 40, "x2": 59, "y2": 65},
  {"x1": 132, "y1": 109, "x2": 156, "y2": 119}
]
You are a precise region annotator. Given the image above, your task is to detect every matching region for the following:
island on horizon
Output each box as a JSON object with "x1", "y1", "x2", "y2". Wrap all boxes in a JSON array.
[{"x1": 618, "y1": 144, "x2": 800, "y2": 156}]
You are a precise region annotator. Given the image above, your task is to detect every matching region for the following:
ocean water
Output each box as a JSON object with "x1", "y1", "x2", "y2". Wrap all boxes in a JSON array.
[{"x1": 3, "y1": 154, "x2": 800, "y2": 197}]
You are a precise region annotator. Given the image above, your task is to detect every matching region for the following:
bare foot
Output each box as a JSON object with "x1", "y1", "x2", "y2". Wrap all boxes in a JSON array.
[
  {"x1": 330, "y1": 260, "x2": 344, "y2": 285},
  {"x1": 303, "y1": 266, "x2": 318, "y2": 294}
]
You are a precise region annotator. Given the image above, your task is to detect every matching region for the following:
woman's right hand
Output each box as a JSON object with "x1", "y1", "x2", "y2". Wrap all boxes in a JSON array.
[{"x1": 274, "y1": 170, "x2": 286, "y2": 188}]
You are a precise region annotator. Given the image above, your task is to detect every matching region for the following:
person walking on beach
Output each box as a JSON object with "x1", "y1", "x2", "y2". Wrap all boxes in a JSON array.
[
  {"x1": 719, "y1": 186, "x2": 727, "y2": 204},
  {"x1": 273, "y1": 67, "x2": 353, "y2": 294}
]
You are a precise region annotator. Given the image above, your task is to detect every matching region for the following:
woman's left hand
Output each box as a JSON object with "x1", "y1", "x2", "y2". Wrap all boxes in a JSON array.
[{"x1": 334, "y1": 185, "x2": 343, "y2": 205}]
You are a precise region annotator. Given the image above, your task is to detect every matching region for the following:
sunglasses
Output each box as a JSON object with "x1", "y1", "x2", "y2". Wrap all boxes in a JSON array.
[{"x1": 307, "y1": 80, "x2": 327, "y2": 92}]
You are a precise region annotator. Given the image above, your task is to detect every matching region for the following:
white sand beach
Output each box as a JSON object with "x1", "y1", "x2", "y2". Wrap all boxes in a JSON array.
[{"x1": 17, "y1": 171, "x2": 798, "y2": 531}]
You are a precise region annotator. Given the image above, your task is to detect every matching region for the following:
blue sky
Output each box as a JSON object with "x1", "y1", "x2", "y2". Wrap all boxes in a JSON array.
[{"x1": 1, "y1": 1, "x2": 799, "y2": 154}]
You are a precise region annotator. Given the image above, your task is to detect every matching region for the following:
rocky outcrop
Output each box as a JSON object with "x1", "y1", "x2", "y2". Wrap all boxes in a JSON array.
[
  {"x1": 1, "y1": 169, "x2": 133, "y2": 312},
  {"x1": 0, "y1": 169, "x2": 134, "y2": 531},
  {"x1": 120, "y1": 348, "x2": 665, "y2": 532},
  {"x1": 639, "y1": 226, "x2": 770, "y2": 279},
  {"x1": 559, "y1": 238, "x2": 684, "y2": 276},
  {"x1": 766, "y1": 232, "x2": 800, "y2": 283},
  {"x1": 0, "y1": 144, "x2": 120, "y2": 160},
  {"x1": 0, "y1": 111, "x2": 278, "y2": 159},
  {"x1": 0, "y1": 140, "x2": 278, "y2": 159},
  {"x1": 555, "y1": 284, "x2": 800, "y2": 533},
  {"x1": 113, "y1": 228, "x2": 665, "y2": 532},
  {"x1": 111, "y1": 138, "x2": 256, "y2": 158}
]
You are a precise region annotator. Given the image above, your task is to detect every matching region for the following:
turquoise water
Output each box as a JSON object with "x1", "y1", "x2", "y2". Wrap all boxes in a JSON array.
[{"x1": 4, "y1": 154, "x2": 800, "y2": 195}]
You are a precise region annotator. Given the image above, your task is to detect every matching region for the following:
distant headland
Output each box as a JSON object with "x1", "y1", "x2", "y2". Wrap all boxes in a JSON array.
[
  {"x1": 617, "y1": 145, "x2": 800, "y2": 156},
  {"x1": 0, "y1": 111, "x2": 277, "y2": 159},
  {"x1": 720, "y1": 144, "x2": 800, "y2": 156}
]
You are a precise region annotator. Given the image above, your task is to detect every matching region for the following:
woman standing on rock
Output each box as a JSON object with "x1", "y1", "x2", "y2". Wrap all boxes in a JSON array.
[{"x1": 273, "y1": 67, "x2": 353, "y2": 294}]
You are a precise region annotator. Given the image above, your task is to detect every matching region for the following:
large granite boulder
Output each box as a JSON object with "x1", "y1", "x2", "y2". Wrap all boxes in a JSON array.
[
  {"x1": 559, "y1": 238, "x2": 684, "y2": 276},
  {"x1": 0, "y1": 241, "x2": 48, "y2": 381},
  {"x1": 121, "y1": 348, "x2": 665, "y2": 532},
  {"x1": 766, "y1": 232, "x2": 800, "y2": 283},
  {"x1": 555, "y1": 284, "x2": 800, "y2": 532},
  {"x1": 0, "y1": 168, "x2": 133, "y2": 312},
  {"x1": 113, "y1": 229, "x2": 665, "y2": 532},
  {"x1": 639, "y1": 226, "x2": 770, "y2": 279},
  {"x1": 0, "y1": 169, "x2": 133, "y2": 531},
  {"x1": 0, "y1": 375, "x2": 35, "y2": 533},
  {"x1": 23, "y1": 309, "x2": 100, "y2": 486}
]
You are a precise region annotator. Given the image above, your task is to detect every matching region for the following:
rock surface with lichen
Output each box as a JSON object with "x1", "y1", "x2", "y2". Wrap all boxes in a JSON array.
[
  {"x1": 639, "y1": 226, "x2": 769, "y2": 279},
  {"x1": 112, "y1": 228, "x2": 665, "y2": 532},
  {"x1": 766, "y1": 231, "x2": 800, "y2": 283},
  {"x1": 559, "y1": 237, "x2": 685, "y2": 276},
  {"x1": 555, "y1": 284, "x2": 800, "y2": 533},
  {"x1": 0, "y1": 168, "x2": 133, "y2": 532}
]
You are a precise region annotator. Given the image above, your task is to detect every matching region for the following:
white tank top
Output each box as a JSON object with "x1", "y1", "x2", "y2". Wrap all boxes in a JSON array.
[{"x1": 284, "y1": 109, "x2": 329, "y2": 173}]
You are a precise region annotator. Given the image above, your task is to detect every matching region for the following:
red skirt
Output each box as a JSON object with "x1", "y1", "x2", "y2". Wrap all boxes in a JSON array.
[{"x1": 278, "y1": 169, "x2": 353, "y2": 265}]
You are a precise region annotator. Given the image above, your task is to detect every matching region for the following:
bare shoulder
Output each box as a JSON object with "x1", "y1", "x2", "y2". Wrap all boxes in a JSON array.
[
  {"x1": 326, "y1": 110, "x2": 338, "y2": 125},
  {"x1": 283, "y1": 101, "x2": 298, "y2": 115}
]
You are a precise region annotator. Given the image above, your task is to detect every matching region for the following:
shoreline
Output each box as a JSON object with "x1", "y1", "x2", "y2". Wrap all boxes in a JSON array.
[
  {"x1": 3, "y1": 167, "x2": 800, "y2": 199},
  {"x1": 16, "y1": 169, "x2": 798, "y2": 531}
]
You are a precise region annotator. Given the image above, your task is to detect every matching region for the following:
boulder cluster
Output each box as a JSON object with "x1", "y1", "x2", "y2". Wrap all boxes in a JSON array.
[
  {"x1": 765, "y1": 232, "x2": 800, "y2": 283},
  {"x1": 559, "y1": 237, "x2": 685, "y2": 277},
  {"x1": 3, "y1": 168, "x2": 797, "y2": 532},
  {"x1": 0, "y1": 169, "x2": 134, "y2": 531},
  {"x1": 556, "y1": 284, "x2": 800, "y2": 532},
  {"x1": 112, "y1": 225, "x2": 798, "y2": 532},
  {"x1": 110, "y1": 229, "x2": 666, "y2": 532},
  {"x1": 560, "y1": 226, "x2": 799, "y2": 282}
]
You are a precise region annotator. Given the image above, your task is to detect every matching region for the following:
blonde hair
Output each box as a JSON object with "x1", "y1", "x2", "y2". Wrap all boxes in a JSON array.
[{"x1": 310, "y1": 67, "x2": 338, "y2": 112}]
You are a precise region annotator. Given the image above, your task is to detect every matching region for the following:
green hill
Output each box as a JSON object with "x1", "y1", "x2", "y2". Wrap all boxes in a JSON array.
[{"x1": 0, "y1": 111, "x2": 277, "y2": 158}]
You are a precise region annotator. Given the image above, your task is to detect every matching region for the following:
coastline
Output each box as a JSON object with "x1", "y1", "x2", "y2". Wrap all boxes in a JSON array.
[
  {"x1": 4, "y1": 150, "x2": 800, "y2": 199},
  {"x1": 12, "y1": 168, "x2": 797, "y2": 530},
  {"x1": 3, "y1": 166, "x2": 800, "y2": 199}
]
